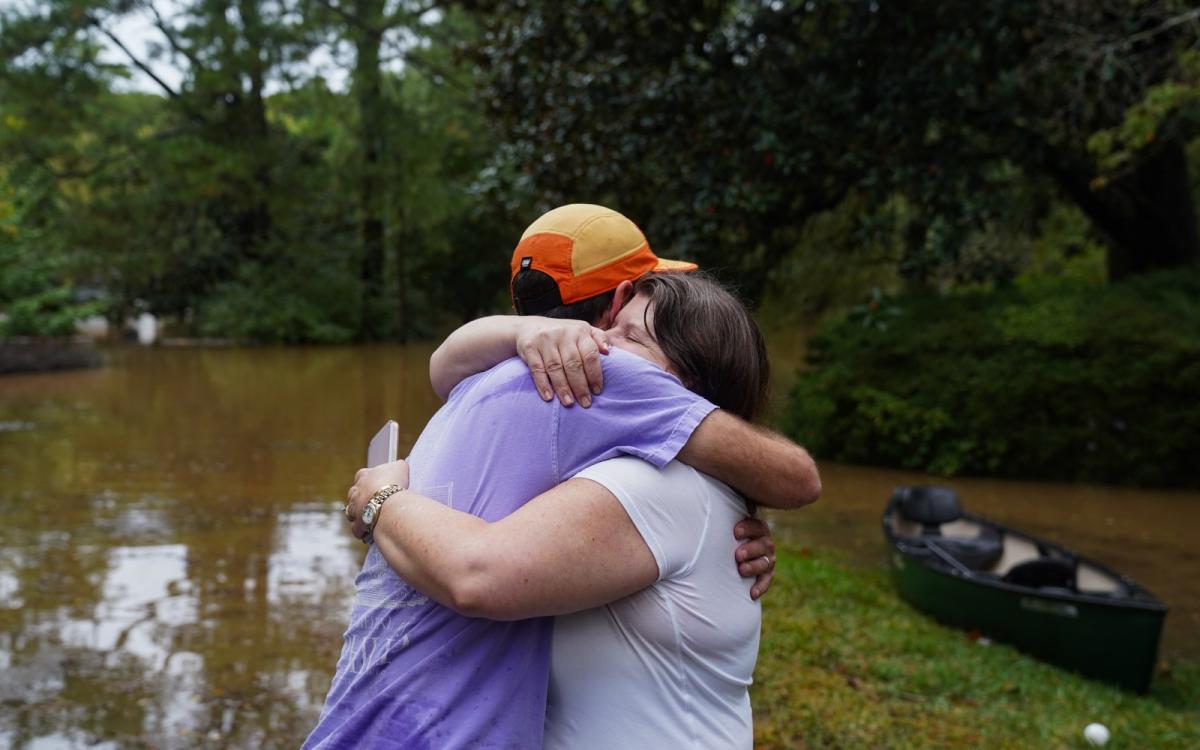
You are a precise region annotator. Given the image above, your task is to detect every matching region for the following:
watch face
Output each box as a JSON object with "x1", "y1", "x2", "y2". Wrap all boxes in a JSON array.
[{"x1": 362, "y1": 504, "x2": 377, "y2": 526}]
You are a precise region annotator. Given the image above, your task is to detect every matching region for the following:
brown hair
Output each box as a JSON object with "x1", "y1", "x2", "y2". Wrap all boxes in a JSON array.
[{"x1": 634, "y1": 272, "x2": 770, "y2": 422}]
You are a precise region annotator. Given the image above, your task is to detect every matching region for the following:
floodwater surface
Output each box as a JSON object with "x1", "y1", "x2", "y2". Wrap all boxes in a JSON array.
[{"x1": 0, "y1": 342, "x2": 1195, "y2": 749}]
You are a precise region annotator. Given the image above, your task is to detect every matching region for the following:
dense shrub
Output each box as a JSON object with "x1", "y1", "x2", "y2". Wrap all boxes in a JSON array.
[
  {"x1": 785, "y1": 271, "x2": 1200, "y2": 488},
  {"x1": 196, "y1": 252, "x2": 359, "y2": 344}
]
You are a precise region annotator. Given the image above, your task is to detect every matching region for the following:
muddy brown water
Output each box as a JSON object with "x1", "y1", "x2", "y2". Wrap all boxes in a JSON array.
[{"x1": 0, "y1": 342, "x2": 1196, "y2": 748}]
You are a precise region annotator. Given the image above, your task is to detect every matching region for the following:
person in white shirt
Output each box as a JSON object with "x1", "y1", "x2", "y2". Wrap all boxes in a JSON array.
[
  {"x1": 345, "y1": 271, "x2": 813, "y2": 748},
  {"x1": 548, "y1": 456, "x2": 760, "y2": 748}
]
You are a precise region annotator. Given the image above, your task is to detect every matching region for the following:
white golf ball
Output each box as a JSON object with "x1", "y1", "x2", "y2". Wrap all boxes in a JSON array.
[{"x1": 1083, "y1": 722, "x2": 1110, "y2": 747}]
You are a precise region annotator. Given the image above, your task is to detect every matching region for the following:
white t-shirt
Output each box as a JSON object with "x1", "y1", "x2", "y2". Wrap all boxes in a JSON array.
[{"x1": 544, "y1": 457, "x2": 762, "y2": 750}]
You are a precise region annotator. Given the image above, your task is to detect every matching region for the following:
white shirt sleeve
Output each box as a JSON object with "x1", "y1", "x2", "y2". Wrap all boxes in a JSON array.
[{"x1": 574, "y1": 457, "x2": 713, "y2": 581}]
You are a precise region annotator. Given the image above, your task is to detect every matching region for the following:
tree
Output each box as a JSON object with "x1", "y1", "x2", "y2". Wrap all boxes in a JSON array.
[
  {"x1": 1, "y1": 0, "x2": 318, "y2": 319},
  {"x1": 2, "y1": 0, "x2": 510, "y2": 342},
  {"x1": 465, "y1": 0, "x2": 1200, "y2": 293}
]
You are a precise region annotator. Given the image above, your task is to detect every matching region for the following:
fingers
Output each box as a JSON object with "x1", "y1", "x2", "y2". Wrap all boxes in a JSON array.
[
  {"x1": 738, "y1": 551, "x2": 775, "y2": 577},
  {"x1": 521, "y1": 344, "x2": 555, "y2": 402},
  {"x1": 543, "y1": 352, "x2": 576, "y2": 407},
  {"x1": 344, "y1": 461, "x2": 409, "y2": 542},
  {"x1": 562, "y1": 346, "x2": 593, "y2": 408},
  {"x1": 739, "y1": 550, "x2": 776, "y2": 600},
  {"x1": 548, "y1": 332, "x2": 595, "y2": 408},
  {"x1": 734, "y1": 516, "x2": 770, "y2": 540},
  {"x1": 735, "y1": 532, "x2": 775, "y2": 567},
  {"x1": 750, "y1": 568, "x2": 774, "y2": 600},
  {"x1": 518, "y1": 321, "x2": 608, "y2": 407},
  {"x1": 523, "y1": 341, "x2": 575, "y2": 405},
  {"x1": 581, "y1": 334, "x2": 604, "y2": 398},
  {"x1": 589, "y1": 327, "x2": 610, "y2": 356},
  {"x1": 735, "y1": 515, "x2": 775, "y2": 584}
]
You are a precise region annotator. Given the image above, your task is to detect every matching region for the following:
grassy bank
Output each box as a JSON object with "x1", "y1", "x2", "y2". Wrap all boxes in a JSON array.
[{"x1": 751, "y1": 546, "x2": 1199, "y2": 749}]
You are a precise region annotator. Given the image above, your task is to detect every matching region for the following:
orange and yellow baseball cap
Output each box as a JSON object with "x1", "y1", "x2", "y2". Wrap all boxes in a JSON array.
[{"x1": 510, "y1": 204, "x2": 697, "y2": 314}]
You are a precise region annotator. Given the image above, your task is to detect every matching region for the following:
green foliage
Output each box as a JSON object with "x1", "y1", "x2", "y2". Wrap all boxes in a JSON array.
[
  {"x1": 754, "y1": 546, "x2": 1200, "y2": 749},
  {"x1": 1022, "y1": 201, "x2": 1108, "y2": 284},
  {"x1": 760, "y1": 194, "x2": 903, "y2": 322},
  {"x1": 0, "y1": 1, "x2": 513, "y2": 344},
  {"x1": 195, "y1": 252, "x2": 359, "y2": 344},
  {"x1": 0, "y1": 170, "x2": 102, "y2": 336},
  {"x1": 468, "y1": 0, "x2": 1200, "y2": 291},
  {"x1": 1089, "y1": 49, "x2": 1200, "y2": 179},
  {"x1": 785, "y1": 271, "x2": 1200, "y2": 487},
  {"x1": 4, "y1": 0, "x2": 1197, "y2": 345}
]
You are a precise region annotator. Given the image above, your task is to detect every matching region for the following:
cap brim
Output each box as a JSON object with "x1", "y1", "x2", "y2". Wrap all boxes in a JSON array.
[{"x1": 653, "y1": 257, "x2": 699, "y2": 273}]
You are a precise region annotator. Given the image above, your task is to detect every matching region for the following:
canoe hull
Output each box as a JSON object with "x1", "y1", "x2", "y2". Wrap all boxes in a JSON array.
[{"x1": 888, "y1": 547, "x2": 1166, "y2": 693}]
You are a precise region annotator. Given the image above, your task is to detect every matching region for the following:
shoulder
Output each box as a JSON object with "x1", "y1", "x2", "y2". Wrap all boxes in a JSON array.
[
  {"x1": 577, "y1": 458, "x2": 721, "y2": 519},
  {"x1": 577, "y1": 458, "x2": 726, "y2": 579},
  {"x1": 578, "y1": 455, "x2": 691, "y2": 490},
  {"x1": 448, "y1": 356, "x2": 541, "y2": 401},
  {"x1": 600, "y1": 348, "x2": 683, "y2": 385}
]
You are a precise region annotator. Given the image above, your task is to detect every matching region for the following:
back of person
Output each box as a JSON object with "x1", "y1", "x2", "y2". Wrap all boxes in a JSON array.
[
  {"x1": 306, "y1": 359, "x2": 557, "y2": 749},
  {"x1": 545, "y1": 457, "x2": 762, "y2": 749},
  {"x1": 305, "y1": 352, "x2": 715, "y2": 749}
]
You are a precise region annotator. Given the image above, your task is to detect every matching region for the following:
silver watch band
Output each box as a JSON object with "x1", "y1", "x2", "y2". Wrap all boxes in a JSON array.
[{"x1": 361, "y1": 484, "x2": 403, "y2": 543}]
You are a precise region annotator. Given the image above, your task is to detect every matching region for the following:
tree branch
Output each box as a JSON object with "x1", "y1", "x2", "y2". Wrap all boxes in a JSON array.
[
  {"x1": 142, "y1": 1, "x2": 203, "y2": 73},
  {"x1": 311, "y1": 0, "x2": 368, "y2": 31},
  {"x1": 382, "y1": 0, "x2": 445, "y2": 30},
  {"x1": 44, "y1": 126, "x2": 195, "y2": 181},
  {"x1": 85, "y1": 14, "x2": 181, "y2": 100},
  {"x1": 1110, "y1": 7, "x2": 1200, "y2": 53}
]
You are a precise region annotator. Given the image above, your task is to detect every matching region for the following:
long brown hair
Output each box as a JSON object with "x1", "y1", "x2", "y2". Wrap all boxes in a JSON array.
[{"x1": 634, "y1": 272, "x2": 770, "y2": 422}]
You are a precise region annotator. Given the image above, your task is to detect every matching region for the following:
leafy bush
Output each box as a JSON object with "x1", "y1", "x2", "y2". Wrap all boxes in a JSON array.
[
  {"x1": 196, "y1": 252, "x2": 359, "y2": 344},
  {"x1": 0, "y1": 241, "x2": 103, "y2": 337},
  {"x1": 785, "y1": 271, "x2": 1200, "y2": 488}
]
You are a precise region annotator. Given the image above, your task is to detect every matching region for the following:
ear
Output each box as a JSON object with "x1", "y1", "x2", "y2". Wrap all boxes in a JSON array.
[{"x1": 598, "y1": 280, "x2": 636, "y2": 329}]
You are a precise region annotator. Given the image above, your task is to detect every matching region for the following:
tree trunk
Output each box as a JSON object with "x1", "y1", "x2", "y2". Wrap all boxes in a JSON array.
[
  {"x1": 353, "y1": 0, "x2": 388, "y2": 340},
  {"x1": 237, "y1": 0, "x2": 272, "y2": 256},
  {"x1": 1052, "y1": 139, "x2": 1200, "y2": 281}
]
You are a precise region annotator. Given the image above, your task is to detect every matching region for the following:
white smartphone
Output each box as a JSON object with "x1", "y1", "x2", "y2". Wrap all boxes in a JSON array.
[{"x1": 367, "y1": 420, "x2": 399, "y2": 468}]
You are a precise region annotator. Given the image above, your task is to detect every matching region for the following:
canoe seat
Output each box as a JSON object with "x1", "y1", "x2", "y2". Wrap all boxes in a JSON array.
[
  {"x1": 1001, "y1": 557, "x2": 1076, "y2": 590},
  {"x1": 892, "y1": 486, "x2": 1003, "y2": 572},
  {"x1": 933, "y1": 529, "x2": 1004, "y2": 571},
  {"x1": 895, "y1": 485, "x2": 962, "y2": 533}
]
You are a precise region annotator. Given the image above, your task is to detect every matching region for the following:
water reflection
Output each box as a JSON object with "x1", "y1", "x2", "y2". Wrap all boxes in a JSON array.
[
  {"x1": 0, "y1": 345, "x2": 439, "y2": 749},
  {"x1": 0, "y1": 341, "x2": 1196, "y2": 748}
]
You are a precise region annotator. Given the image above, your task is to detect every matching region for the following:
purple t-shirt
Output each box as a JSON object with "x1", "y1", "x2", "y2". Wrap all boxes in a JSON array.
[{"x1": 304, "y1": 349, "x2": 716, "y2": 749}]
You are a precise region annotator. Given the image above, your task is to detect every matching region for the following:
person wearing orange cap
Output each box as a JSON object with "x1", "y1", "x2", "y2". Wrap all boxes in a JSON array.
[{"x1": 427, "y1": 203, "x2": 703, "y2": 407}]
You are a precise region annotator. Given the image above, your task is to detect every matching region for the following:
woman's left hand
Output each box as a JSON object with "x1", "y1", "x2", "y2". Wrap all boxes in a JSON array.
[
  {"x1": 345, "y1": 460, "x2": 411, "y2": 541},
  {"x1": 734, "y1": 517, "x2": 776, "y2": 600}
]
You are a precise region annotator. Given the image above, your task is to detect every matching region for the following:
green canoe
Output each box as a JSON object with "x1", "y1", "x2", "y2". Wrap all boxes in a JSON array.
[{"x1": 883, "y1": 485, "x2": 1167, "y2": 693}]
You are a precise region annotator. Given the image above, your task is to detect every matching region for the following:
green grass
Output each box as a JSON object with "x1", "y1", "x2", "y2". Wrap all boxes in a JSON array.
[{"x1": 751, "y1": 546, "x2": 1199, "y2": 749}]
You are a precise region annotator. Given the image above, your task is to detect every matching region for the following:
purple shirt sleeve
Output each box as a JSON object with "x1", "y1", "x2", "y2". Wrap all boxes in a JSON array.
[{"x1": 554, "y1": 349, "x2": 717, "y2": 481}]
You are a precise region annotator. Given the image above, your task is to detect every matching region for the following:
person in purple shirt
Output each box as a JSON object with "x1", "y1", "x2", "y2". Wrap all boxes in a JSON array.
[{"x1": 305, "y1": 205, "x2": 820, "y2": 749}]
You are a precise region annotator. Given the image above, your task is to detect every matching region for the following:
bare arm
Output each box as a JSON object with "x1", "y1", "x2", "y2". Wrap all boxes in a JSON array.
[
  {"x1": 429, "y1": 315, "x2": 608, "y2": 405},
  {"x1": 678, "y1": 410, "x2": 822, "y2": 510},
  {"x1": 370, "y1": 477, "x2": 657, "y2": 621}
]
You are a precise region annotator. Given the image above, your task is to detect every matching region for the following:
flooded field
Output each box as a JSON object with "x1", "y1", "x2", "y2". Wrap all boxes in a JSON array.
[{"x1": 0, "y1": 342, "x2": 1195, "y2": 748}]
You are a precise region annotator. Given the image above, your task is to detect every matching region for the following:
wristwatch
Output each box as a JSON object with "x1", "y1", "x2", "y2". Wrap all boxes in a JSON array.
[{"x1": 361, "y1": 484, "x2": 402, "y2": 542}]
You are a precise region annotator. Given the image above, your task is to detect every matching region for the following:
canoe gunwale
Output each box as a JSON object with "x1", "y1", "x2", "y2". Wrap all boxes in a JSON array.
[{"x1": 882, "y1": 497, "x2": 1168, "y2": 613}]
